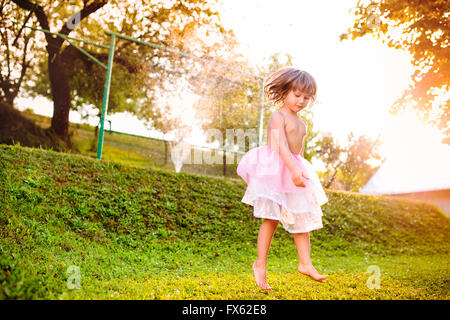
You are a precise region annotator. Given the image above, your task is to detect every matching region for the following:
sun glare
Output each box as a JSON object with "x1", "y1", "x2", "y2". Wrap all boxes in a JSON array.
[{"x1": 377, "y1": 109, "x2": 450, "y2": 188}]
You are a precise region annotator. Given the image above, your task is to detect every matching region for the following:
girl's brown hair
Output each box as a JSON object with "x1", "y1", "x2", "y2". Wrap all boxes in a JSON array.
[{"x1": 264, "y1": 67, "x2": 317, "y2": 105}]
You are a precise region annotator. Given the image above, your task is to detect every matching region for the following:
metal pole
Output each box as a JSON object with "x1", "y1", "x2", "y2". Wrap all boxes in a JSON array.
[
  {"x1": 257, "y1": 78, "x2": 265, "y2": 147},
  {"x1": 96, "y1": 34, "x2": 116, "y2": 160}
]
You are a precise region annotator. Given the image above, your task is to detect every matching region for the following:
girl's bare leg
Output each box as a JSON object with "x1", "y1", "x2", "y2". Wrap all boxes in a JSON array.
[
  {"x1": 253, "y1": 219, "x2": 279, "y2": 290},
  {"x1": 293, "y1": 232, "x2": 327, "y2": 283}
]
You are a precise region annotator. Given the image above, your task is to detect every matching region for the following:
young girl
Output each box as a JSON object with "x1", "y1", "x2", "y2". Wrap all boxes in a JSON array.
[{"x1": 236, "y1": 67, "x2": 329, "y2": 290}]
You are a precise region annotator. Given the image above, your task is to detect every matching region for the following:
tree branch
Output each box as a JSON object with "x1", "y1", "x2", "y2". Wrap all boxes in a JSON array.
[
  {"x1": 11, "y1": 0, "x2": 52, "y2": 45},
  {"x1": 58, "y1": 1, "x2": 107, "y2": 36},
  {"x1": 12, "y1": 0, "x2": 107, "y2": 56},
  {"x1": 12, "y1": 32, "x2": 32, "y2": 98},
  {"x1": 11, "y1": 3, "x2": 35, "y2": 47},
  {"x1": 49, "y1": 1, "x2": 107, "y2": 53}
]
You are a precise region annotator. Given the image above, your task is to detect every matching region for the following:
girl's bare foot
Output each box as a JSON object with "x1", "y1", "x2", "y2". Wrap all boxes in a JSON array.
[
  {"x1": 298, "y1": 263, "x2": 327, "y2": 283},
  {"x1": 252, "y1": 261, "x2": 272, "y2": 290}
]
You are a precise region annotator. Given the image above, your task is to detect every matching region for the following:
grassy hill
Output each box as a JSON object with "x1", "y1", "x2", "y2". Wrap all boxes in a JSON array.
[
  {"x1": 0, "y1": 144, "x2": 449, "y2": 299},
  {"x1": 16, "y1": 110, "x2": 241, "y2": 179}
]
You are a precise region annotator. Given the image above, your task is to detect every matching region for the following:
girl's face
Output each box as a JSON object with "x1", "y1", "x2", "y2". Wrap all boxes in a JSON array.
[{"x1": 283, "y1": 89, "x2": 311, "y2": 113}]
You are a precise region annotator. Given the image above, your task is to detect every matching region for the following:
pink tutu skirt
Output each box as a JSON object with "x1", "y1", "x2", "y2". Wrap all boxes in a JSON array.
[{"x1": 236, "y1": 146, "x2": 328, "y2": 233}]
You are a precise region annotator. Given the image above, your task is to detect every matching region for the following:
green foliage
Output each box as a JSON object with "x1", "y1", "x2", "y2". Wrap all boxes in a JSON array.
[
  {"x1": 336, "y1": 132, "x2": 385, "y2": 191},
  {"x1": 313, "y1": 131, "x2": 384, "y2": 191},
  {"x1": 0, "y1": 1, "x2": 43, "y2": 106}
]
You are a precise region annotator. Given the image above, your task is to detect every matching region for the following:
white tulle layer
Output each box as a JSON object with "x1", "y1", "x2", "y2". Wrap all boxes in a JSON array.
[{"x1": 241, "y1": 178, "x2": 324, "y2": 233}]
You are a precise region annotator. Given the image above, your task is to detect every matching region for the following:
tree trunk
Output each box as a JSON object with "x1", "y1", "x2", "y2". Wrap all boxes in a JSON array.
[
  {"x1": 223, "y1": 149, "x2": 227, "y2": 176},
  {"x1": 89, "y1": 124, "x2": 99, "y2": 152},
  {"x1": 164, "y1": 140, "x2": 169, "y2": 165},
  {"x1": 325, "y1": 169, "x2": 338, "y2": 189},
  {"x1": 0, "y1": 82, "x2": 20, "y2": 107},
  {"x1": 5, "y1": 91, "x2": 15, "y2": 107},
  {"x1": 11, "y1": 0, "x2": 107, "y2": 144},
  {"x1": 48, "y1": 54, "x2": 71, "y2": 142}
]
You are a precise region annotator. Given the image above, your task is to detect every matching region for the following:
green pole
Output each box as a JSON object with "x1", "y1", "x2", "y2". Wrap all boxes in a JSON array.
[
  {"x1": 97, "y1": 34, "x2": 116, "y2": 160},
  {"x1": 257, "y1": 78, "x2": 265, "y2": 147}
]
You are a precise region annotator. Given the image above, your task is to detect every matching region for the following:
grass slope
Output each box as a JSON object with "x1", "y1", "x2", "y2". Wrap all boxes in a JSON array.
[
  {"x1": 20, "y1": 110, "x2": 241, "y2": 179},
  {"x1": 0, "y1": 144, "x2": 449, "y2": 299}
]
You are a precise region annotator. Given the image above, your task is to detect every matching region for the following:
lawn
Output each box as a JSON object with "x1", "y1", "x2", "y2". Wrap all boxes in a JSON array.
[{"x1": 0, "y1": 144, "x2": 449, "y2": 299}]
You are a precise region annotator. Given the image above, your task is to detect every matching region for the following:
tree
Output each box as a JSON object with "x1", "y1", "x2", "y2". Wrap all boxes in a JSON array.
[
  {"x1": 315, "y1": 131, "x2": 385, "y2": 191},
  {"x1": 338, "y1": 132, "x2": 384, "y2": 191},
  {"x1": 313, "y1": 132, "x2": 346, "y2": 189},
  {"x1": 341, "y1": 0, "x2": 450, "y2": 144},
  {"x1": 12, "y1": 0, "x2": 108, "y2": 143},
  {"x1": 12, "y1": 0, "x2": 236, "y2": 145},
  {"x1": 0, "y1": 0, "x2": 41, "y2": 106}
]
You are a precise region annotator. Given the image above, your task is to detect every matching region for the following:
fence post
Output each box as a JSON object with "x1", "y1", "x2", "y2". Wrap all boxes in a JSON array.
[
  {"x1": 97, "y1": 34, "x2": 116, "y2": 160},
  {"x1": 257, "y1": 78, "x2": 265, "y2": 147}
]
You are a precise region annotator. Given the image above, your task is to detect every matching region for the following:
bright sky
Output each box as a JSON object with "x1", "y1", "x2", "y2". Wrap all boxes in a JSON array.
[
  {"x1": 17, "y1": 0, "x2": 449, "y2": 172},
  {"x1": 217, "y1": 0, "x2": 434, "y2": 146}
]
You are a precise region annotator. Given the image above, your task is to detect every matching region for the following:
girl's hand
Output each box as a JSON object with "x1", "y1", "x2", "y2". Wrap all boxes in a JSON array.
[{"x1": 292, "y1": 168, "x2": 308, "y2": 188}]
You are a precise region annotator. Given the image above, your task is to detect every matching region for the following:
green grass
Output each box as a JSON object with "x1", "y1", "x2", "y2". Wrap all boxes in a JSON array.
[{"x1": 0, "y1": 144, "x2": 449, "y2": 299}]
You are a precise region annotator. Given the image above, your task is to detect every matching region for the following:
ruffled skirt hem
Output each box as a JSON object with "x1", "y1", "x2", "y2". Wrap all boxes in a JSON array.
[
  {"x1": 237, "y1": 146, "x2": 328, "y2": 233},
  {"x1": 243, "y1": 191, "x2": 324, "y2": 233}
]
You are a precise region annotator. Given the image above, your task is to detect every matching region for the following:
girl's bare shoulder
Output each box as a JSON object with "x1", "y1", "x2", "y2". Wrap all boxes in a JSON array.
[{"x1": 268, "y1": 110, "x2": 286, "y2": 127}]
